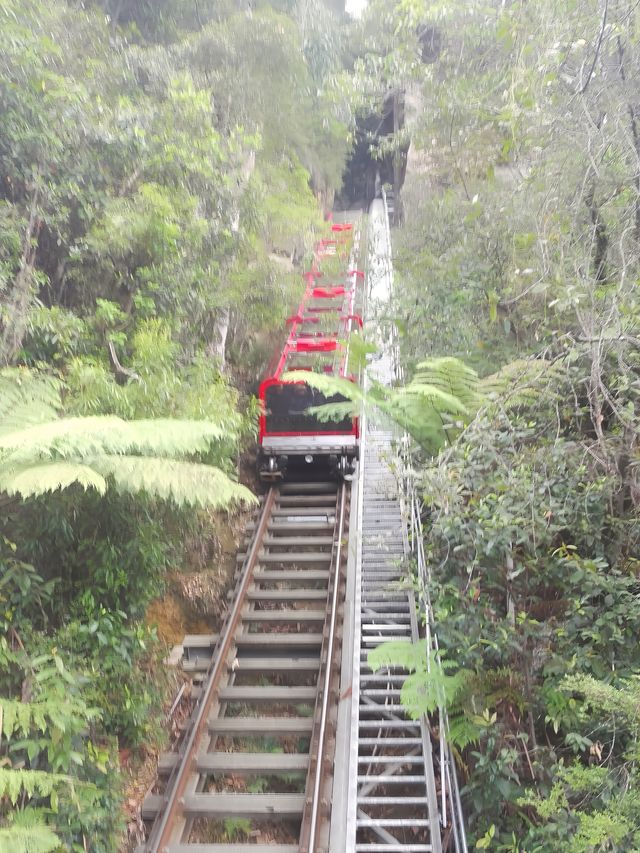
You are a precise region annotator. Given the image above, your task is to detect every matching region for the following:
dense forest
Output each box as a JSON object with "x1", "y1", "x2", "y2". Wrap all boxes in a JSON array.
[{"x1": 1, "y1": 0, "x2": 639, "y2": 851}]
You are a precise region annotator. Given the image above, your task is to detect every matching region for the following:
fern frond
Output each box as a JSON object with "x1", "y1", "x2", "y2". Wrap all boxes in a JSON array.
[
  {"x1": 0, "y1": 417, "x2": 227, "y2": 464},
  {"x1": 0, "y1": 812, "x2": 60, "y2": 853},
  {"x1": 282, "y1": 371, "x2": 364, "y2": 403},
  {"x1": 446, "y1": 711, "x2": 482, "y2": 750},
  {"x1": 0, "y1": 416, "x2": 131, "y2": 463},
  {"x1": 0, "y1": 767, "x2": 76, "y2": 805},
  {"x1": 0, "y1": 461, "x2": 107, "y2": 498},
  {"x1": 368, "y1": 639, "x2": 423, "y2": 674},
  {"x1": 412, "y1": 357, "x2": 479, "y2": 409},
  {"x1": 0, "y1": 368, "x2": 62, "y2": 432},
  {"x1": 392, "y1": 384, "x2": 469, "y2": 416},
  {"x1": 113, "y1": 419, "x2": 229, "y2": 457},
  {"x1": 480, "y1": 358, "x2": 562, "y2": 408},
  {"x1": 368, "y1": 640, "x2": 478, "y2": 747},
  {"x1": 285, "y1": 358, "x2": 480, "y2": 452},
  {"x1": 382, "y1": 390, "x2": 463, "y2": 453},
  {"x1": 306, "y1": 401, "x2": 359, "y2": 422},
  {"x1": 92, "y1": 455, "x2": 256, "y2": 509}
]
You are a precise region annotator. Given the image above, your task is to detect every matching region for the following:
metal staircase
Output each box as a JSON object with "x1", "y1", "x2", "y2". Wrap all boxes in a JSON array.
[
  {"x1": 347, "y1": 420, "x2": 441, "y2": 853},
  {"x1": 340, "y1": 195, "x2": 467, "y2": 853}
]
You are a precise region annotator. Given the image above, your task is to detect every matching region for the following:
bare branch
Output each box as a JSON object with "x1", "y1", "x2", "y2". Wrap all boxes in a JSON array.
[{"x1": 578, "y1": 0, "x2": 609, "y2": 95}]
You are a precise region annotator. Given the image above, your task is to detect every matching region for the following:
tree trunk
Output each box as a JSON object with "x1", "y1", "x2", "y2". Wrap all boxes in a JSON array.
[
  {"x1": 584, "y1": 183, "x2": 608, "y2": 282},
  {"x1": 393, "y1": 89, "x2": 400, "y2": 225},
  {"x1": 207, "y1": 307, "x2": 230, "y2": 367},
  {"x1": 0, "y1": 189, "x2": 41, "y2": 365},
  {"x1": 615, "y1": 36, "x2": 640, "y2": 241},
  {"x1": 109, "y1": 0, "x2": 124, "y2": 33}
]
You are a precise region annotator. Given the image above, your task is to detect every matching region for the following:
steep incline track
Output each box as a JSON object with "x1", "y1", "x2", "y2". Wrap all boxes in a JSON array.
[{"x1": 142, "y1": 482, "x2": 349, "y2": 852}]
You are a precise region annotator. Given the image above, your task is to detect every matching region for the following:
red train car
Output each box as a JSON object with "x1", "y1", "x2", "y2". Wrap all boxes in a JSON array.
[{"x1": 258, "y1": 222, "x2": 364, "y2": 481}]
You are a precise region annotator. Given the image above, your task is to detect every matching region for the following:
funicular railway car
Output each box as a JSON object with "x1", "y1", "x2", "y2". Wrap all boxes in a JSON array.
[{"x1": 258, "y1": 221, "x2": 364, "y2": 481}]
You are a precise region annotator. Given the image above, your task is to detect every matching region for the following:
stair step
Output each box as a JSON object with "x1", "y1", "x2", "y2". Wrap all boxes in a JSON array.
[
  {"x1": 357, "y1": 775, "x2": 426, "y2": 784},
  {"x1": 359, "y1": 738, "x2": 422, "y2": 747},
  {"x1": 276, "y1": 494, "x2": 336, "y2": 506},
  {"x1": 355, "y1": 846, "x2": 432, "y2": 853},
  {"x1": 358, "y1": 795, "x2": 427, "y2": 805}
]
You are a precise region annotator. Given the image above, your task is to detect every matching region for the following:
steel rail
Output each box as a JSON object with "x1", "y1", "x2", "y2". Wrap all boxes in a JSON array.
[
  {"x1": 145, "y1": 488, "x2": 277, "y2": 852},
  {"x1": 303, "y1": 481, "x2": 348, "y2": 853}
]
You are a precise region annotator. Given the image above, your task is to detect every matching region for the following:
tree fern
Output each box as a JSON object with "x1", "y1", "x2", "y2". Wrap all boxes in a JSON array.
[
  {"x1": 282, "y1": 370, "x2": 364, "y2": 421},
  {"x1": 0, "y1": 368, "x2": 61, "y2": 435},
  {"x1": 480, "y1": 358, "x2": 563, "y2": 408},
  {"x1": 1, "y1": 461, "x2": 108, "y2": 497},
  {"x1": 410, "y1": 357, "x2": 479, "y2": 409},
  {"x1": 0, "y1": 808, "x2": 60, "y2": 853},
  {"x1": 0, "y1": 417, "x2": 227, "y2": 463},
  {"x1": 368, "y1": 640, "x2": 481, "y2": 749},
  {"x1": 285, "y1": 357, "x2": 478, "y2": 453},
  {"x1": 0, "y1": 768, "x2": 81, "y2": 806},
  {"x1": 0, "y1": 369, "x2": 255, "y2": 508},
  {"x1": 93, "y1": 456, "x2": 253, "y2": 509},
  {"x1": 287, "y1": 354, "x2": 564, "y2": 452}
]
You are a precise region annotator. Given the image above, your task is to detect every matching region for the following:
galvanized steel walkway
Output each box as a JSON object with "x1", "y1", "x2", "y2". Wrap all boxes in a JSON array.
[
  {"x1": 342, "y1": 199, "x2": 441, "y2": 853},
  {"x1": 347, "y1": 419, "x2": 442, "y2": 852}
]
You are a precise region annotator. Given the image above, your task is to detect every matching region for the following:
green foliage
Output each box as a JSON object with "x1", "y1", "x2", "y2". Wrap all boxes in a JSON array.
[
  {"x1": 373, "y1": 0, "x2": 640, "y2": 848},
  {"x1": 0, "y1": 369, "x2": 62, "y2": 434},
  {"x1": 387, "y1": 357, "x2": 477, "y2": 449},
  {"x1": 0, "y1": 808, "x2": 60, "y2": 853},
  {"x1": 54, "y1": 607, "x2": 169, "y2": 746},
  {"x1": 519, "y1": 763, "x2": 640, "y2": 853},
  {"x1": 0, "y1": 1, "x2": 354, "y2": 849},
  {"x1": 0, "y1": 648, "x2": 121, "y2": 851},
  {"x1": 389, "y1": 243, "x2": 638, "y2": 845},
  {"x1": 0, "y1": 549, "x2": 56, "y2": 633},
  {"x1": 9, "y1": 486, "x2": 172, "y2": 618},
  {"x1": 286, "y1": 354, "x2": 480, "y2": 453},
  {"x1": 259, "y1": 158, "x2": 324, "y2": 252},
  {"x1": 368, "y1": 640, "x2": 482, "y2": 749},
  {"x1": 560, "y1": 674, "x2": 640, "y2": 733},
  {"x1": 0, "y1": 767, "x2": 80, "y2": 806},
  {"x1": 21, "y1": 306, "x2": 91, "y2": 365},
  {"x1": 223, "y1": 817, "x2": 253, "y2": 840},
  {"x1": 0, "y1": 367, "x2": 254, "y2": 507}
]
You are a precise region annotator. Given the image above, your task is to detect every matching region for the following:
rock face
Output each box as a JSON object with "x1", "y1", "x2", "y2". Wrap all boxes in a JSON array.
[{"x1": 339, "y1": 91, "x2": 408, "y2": 209}]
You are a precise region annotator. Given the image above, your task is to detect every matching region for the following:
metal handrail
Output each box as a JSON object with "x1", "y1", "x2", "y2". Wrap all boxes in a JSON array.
[{"x1": 380, "y1": 189, "x2": 469, "y2": 853}]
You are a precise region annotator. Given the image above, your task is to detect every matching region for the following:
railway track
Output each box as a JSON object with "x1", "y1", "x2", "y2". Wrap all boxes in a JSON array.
[
  {"x1": 142, "y1": 481, "x2": 350, "y2": 852},
  {"x1": 140, "y1": 198, "x2": 466, "y2": 852}
]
